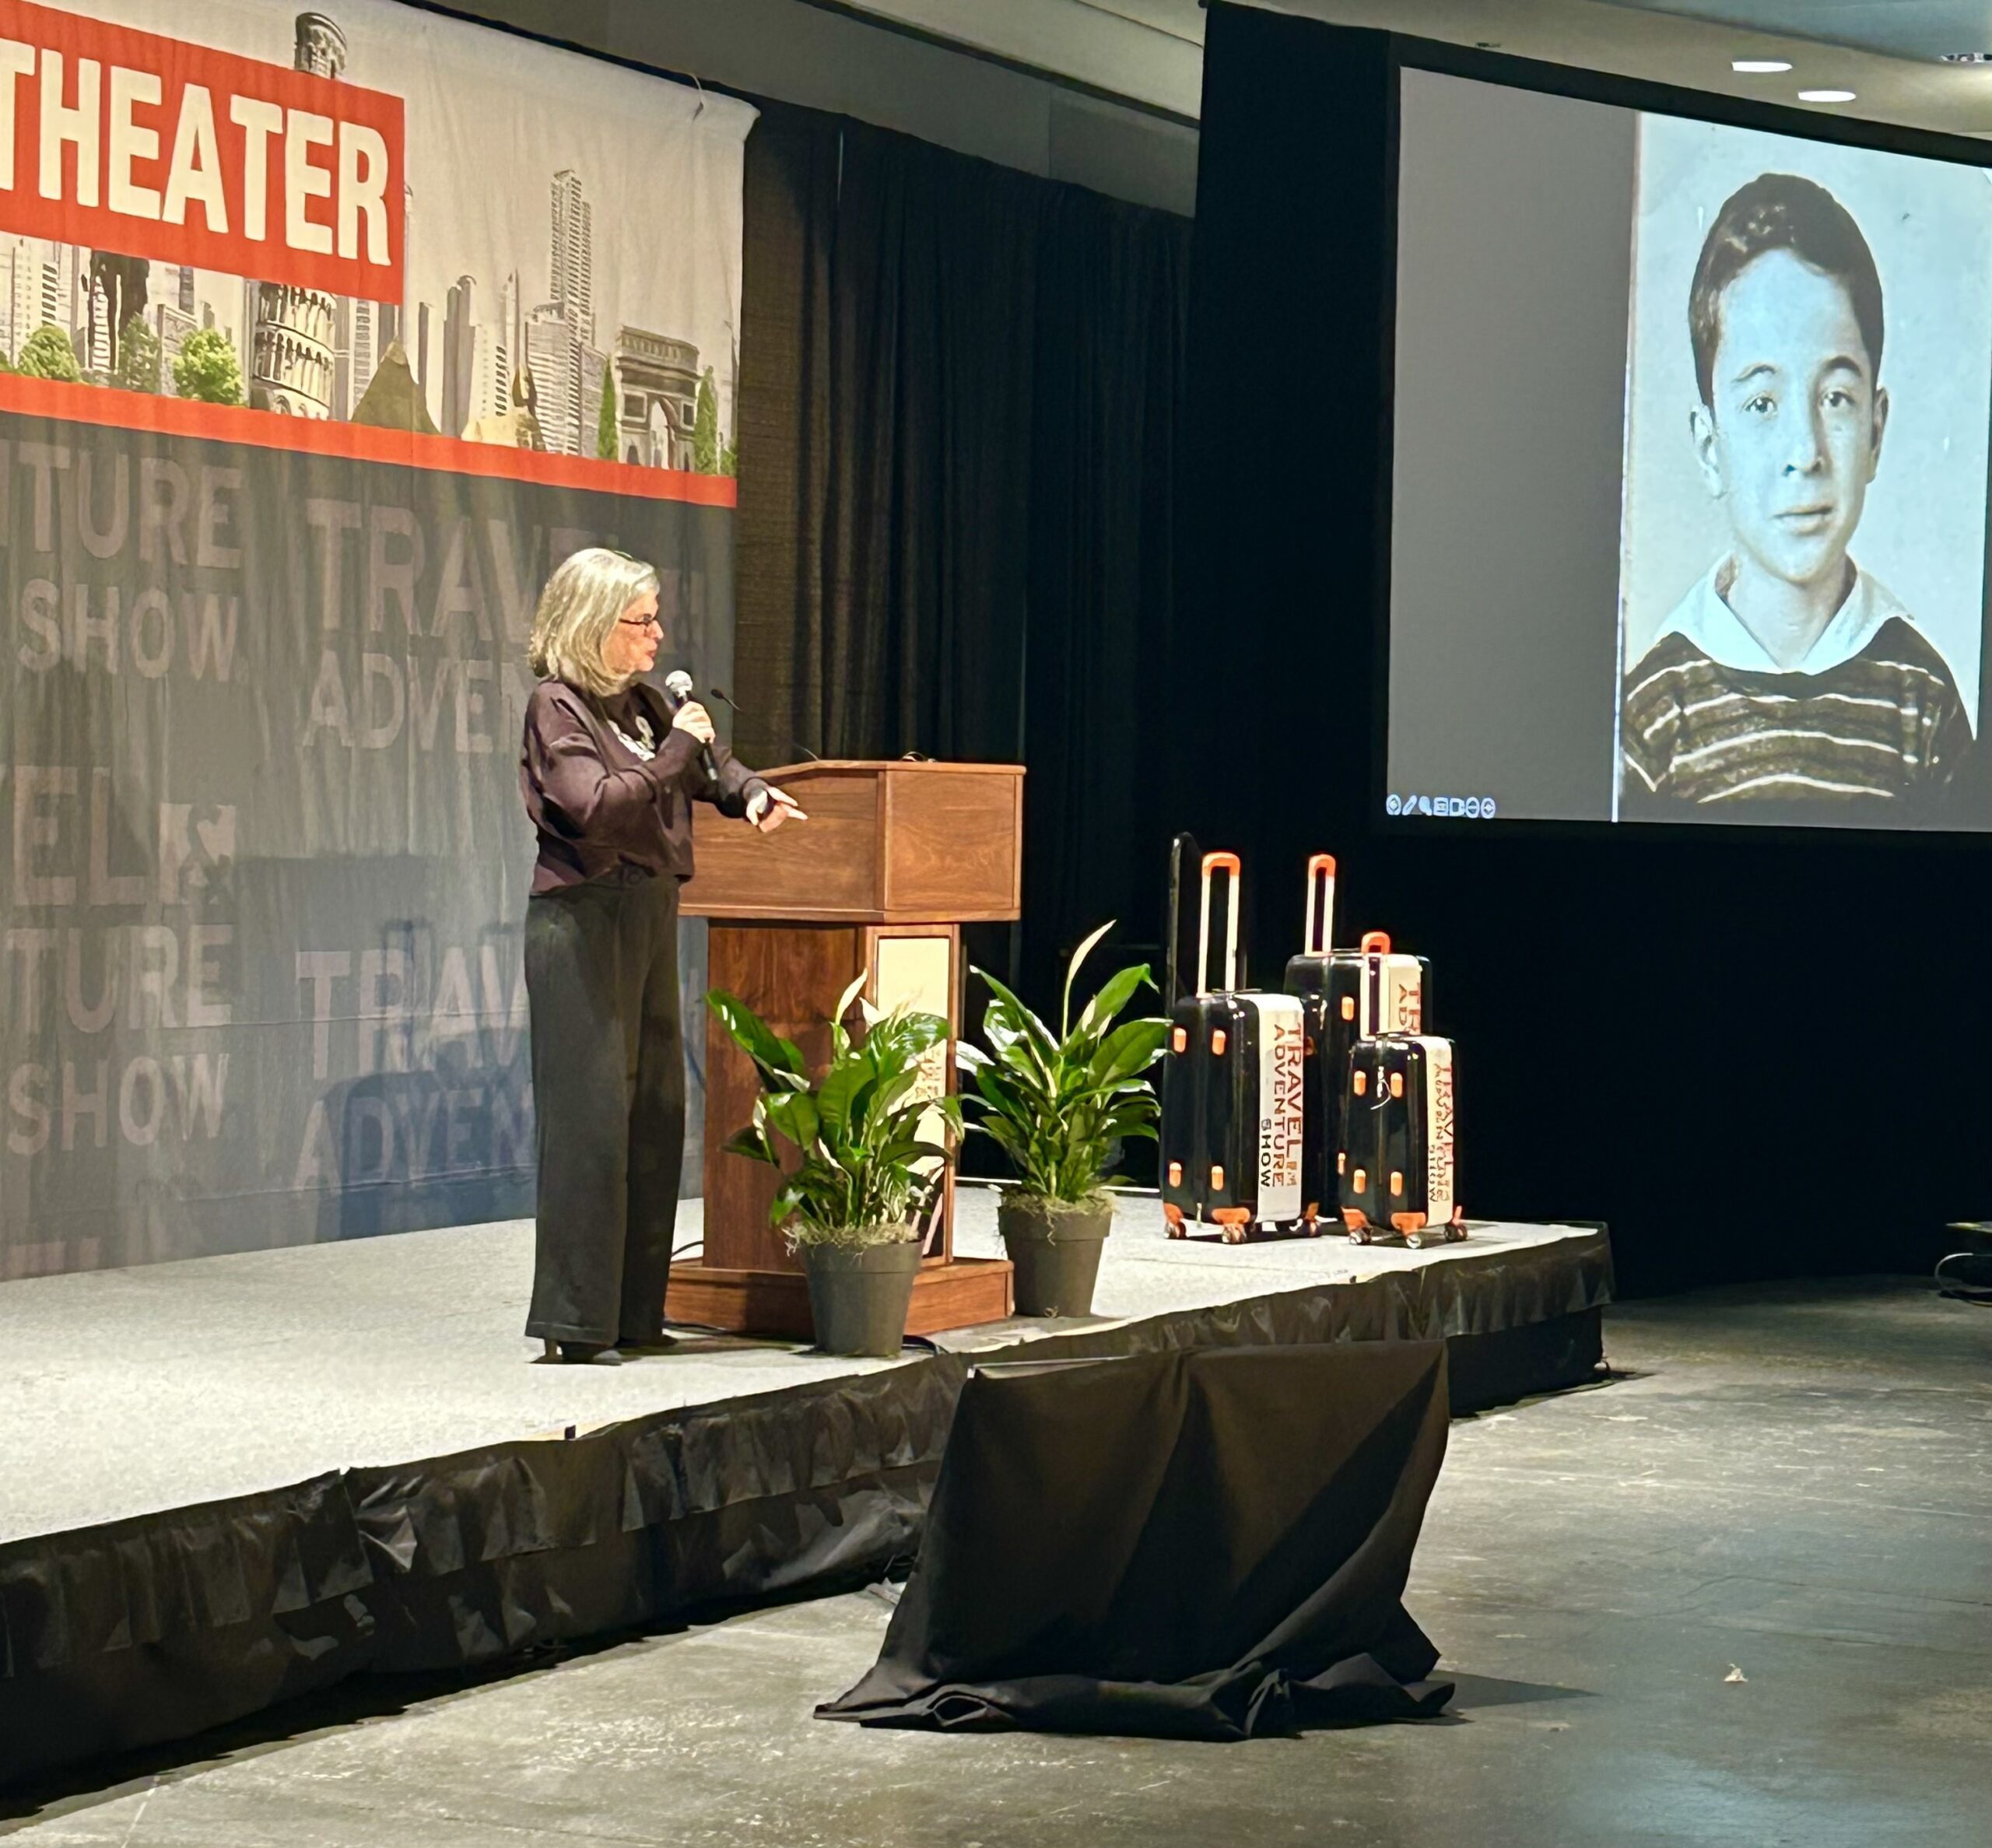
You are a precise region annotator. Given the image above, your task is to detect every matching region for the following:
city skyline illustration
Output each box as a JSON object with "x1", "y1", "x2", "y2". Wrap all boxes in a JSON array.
[{"x1": 0, "y1": 0, "x2": 753, "y2": 470}]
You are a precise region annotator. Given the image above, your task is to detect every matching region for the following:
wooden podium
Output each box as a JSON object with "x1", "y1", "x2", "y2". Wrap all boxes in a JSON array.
[{"x1": 674, "y1": 761, "x2": 1024, "y2": 1338}]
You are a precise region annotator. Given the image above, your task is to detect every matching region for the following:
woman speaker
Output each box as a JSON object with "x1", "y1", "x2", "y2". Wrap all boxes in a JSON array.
[{"x1": 518, "y1": 549, "x2": 803, "y2": 1363}]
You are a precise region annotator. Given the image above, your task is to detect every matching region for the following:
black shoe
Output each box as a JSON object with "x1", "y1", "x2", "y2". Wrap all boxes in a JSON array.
[
  {"x1": 615, "y1": 1331, "x2": 679, "y2": 1355},
  {"x1": 542, "y1": 1340, "x2": 622, "y2": 1366}
]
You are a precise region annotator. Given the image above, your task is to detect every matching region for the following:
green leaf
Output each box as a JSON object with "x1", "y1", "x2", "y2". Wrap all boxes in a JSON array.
[
  {"x1": 1089, "y1": 1017, "x2": 1170, "y2": 1085},
  {"x1": 1061, "y1": 919, "x2": 1116, "y2": 1038},
  {"x1": 975, "y1": 1115, "x2": 1032, "y2": 1162},
  {"x1": 1070, "y1": 963, "x2": 1154, "y2": 1053},
  {"x1": 868, "y1": 1067, "x2": 923, "y2": 1121},
  {"x1": 763, "y1": 1088, "x2": 820, "y2": 1152},
  {"x1": 706, "y1": 988, "x2": 804, "y2": 1082},
  {"x1": 721, "y1": 1124, "x2": 777, "y2": 1164},
  {"x1": 834, "y1": 970, "x2": 870, "y2": 1022},
  {"x1": 893, "y1": 1009, "x2": 951, "y2": 1060},
  {"x1": 978, "y1": 973, "x2": 1058, "y2": 1067},
  {"x1": 827, "y1": 970, "x2": 870, "y2": 1061},
  {"x1": 973, "y1": 1058, "x2": 1022, "y2": 1104},
  {"x1": 992, "y1": 1036, "x2": 1054, "y2": 1098},
  {"x1": 816, "y1": 1057, "x2": 870, "y2": 1137},
  {"x1": 1095, "y1": 1074, "x2": 1163, "y2": 1100}
]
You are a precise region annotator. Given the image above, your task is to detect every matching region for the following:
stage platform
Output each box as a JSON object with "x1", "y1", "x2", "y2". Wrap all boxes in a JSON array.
[{"x1": 0, "y1": 1190, "x2": 1611, "y2": 1787}]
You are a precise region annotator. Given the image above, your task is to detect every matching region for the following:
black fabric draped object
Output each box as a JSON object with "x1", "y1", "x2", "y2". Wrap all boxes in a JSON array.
[{"x1": 819, "y1": 1341, "x2": 1455, "y2": 1739}]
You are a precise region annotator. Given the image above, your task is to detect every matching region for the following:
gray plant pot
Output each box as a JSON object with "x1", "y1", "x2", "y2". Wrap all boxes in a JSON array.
[
  {"x1": 800, "y1": 1236, "x2": 921, "y2": 1358},
  {"x1": 998, "y1": 1194, "x2": 1113, "y2": 1317}
]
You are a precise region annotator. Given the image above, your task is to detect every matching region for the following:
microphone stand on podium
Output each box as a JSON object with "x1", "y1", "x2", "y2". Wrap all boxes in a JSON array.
[{"x1": 676, "y1": 759, "x2": 1025, "y2": 1338}]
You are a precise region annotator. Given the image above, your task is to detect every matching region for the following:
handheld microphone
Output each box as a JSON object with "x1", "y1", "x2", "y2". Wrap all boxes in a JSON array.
[{"x1": 661, "y1": 670, "x2": 719, "y2": 782}]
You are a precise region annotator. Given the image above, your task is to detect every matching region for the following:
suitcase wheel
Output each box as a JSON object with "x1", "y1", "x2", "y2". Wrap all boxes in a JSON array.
[
  {"x1": 1163, "y1": 1201, "x2": 1187, "y2": 1240},
  {"x1": 1348, "y1": 1224, "x2": 1373, "y2": 1245},
  {"x1": 1213, "y1": 1208, "x2": 1251, "y2": 1246},
  {"x1": 1300, "y1": 1203, "x2": 1322, "y2": 1239},
  {"x1": 1405, "y1": 1231, "x2": 1427, "y2": 1250}
]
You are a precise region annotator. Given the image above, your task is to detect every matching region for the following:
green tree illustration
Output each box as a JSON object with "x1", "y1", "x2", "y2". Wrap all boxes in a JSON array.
[
  {"x1": 114, "y1": 315, "x2": 161, "y2": 394},
  {"x1": 596, "y1": 373, "x2": 619, "y2": 460},
  {"x1": 174, "y1": 328, "x2": 245, "y2": 405},
  {"x1": 693, "y1": 366, "x2": 720, "y2": 474},
  {"x1": 16, "y1": 324, "x2": 82, "y2": 383},
  {"x1": 720, "y1": 437, "x2": 738, "y2": 477}
]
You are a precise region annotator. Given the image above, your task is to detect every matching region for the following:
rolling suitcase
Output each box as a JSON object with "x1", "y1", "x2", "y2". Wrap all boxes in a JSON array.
[
  {"x1": 1352, "y1": 930, "x2": 1428, "y2": 1040},
  {"x1": 1160, "y1": 849, "x2": 1306, "y2": 1243},
  {"x1": 1285, "y1": 920, "x2": 1429, "y2": 1045},
  {"x1": 1283, "y1": 861, "x2": 1429, "y2": 1233},
  {"x1": 1282, "y1": 854, "x2": 1341, "y2": 1235},
  {"x1": 1338, "y1": 1033, "x2": 1465, "y2": 1248}
]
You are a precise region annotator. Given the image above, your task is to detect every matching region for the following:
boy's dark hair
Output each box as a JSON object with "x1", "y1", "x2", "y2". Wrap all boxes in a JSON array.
[{"x1": 1688, "y1": 172, "x2": 1884, "y2": 407}]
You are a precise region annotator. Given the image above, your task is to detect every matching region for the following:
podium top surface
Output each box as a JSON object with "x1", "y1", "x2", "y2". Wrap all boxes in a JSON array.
[
  {"x1": 755, "y1": 759, "x2": 1023, "y2": 778},
  {"x1": 685, "y1": 759, "x2": 1025, "y2": 924}
]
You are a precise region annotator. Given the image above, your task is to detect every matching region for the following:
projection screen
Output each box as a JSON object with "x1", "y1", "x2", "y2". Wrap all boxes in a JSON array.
[{"x1": 1386, "y1": 67, "x2": 1992, "y2": 829}]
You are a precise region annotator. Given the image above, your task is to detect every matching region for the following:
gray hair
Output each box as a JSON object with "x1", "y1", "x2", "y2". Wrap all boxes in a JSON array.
[{"x1": 528, "y1": 548, "x2": 660, "y2": 696}]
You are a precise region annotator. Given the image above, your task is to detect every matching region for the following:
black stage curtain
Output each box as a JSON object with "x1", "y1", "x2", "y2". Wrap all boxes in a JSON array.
[
  {"x1": 819, "y1": 1342, "x2": 1454, "y2": 1739},
  {"x1": 1168, "y1": 8, "x2": 1394, "y2": 985},
  {"x1": 735, "y1": 103, "x2": 1191, "y2": 1009}
]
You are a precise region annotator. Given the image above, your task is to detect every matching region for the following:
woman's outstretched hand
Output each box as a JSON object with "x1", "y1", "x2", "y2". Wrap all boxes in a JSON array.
[{"x1": 752, "y1": 787, "x2": 807, "y2": 833}]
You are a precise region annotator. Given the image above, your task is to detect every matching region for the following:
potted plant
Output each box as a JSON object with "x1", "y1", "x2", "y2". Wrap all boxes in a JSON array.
[
  {"x1": 958, "y1": 923, "x2": 1169, "y2": 1317},
  {"x1": 708, "y1": 974, "x2": 960, "y2": 1358}
]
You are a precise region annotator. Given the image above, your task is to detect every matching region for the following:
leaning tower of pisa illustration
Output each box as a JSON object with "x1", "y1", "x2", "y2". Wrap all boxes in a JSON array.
[{"x1": 247, "y1": 14, "x2": 348, "y2": 416}]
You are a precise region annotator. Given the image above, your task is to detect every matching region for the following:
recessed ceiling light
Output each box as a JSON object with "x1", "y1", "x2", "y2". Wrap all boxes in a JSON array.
[
  {"x1": 1732, "y1": 59, "x2": 1793, "y2": 74},
  {"x1": 1797, "y1": 88, "x2": 1857, "y2": 103}
]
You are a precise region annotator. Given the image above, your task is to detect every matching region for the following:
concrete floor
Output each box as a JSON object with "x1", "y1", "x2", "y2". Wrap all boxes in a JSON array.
[{"x1": 6, "y1": 1278, "x2": 1990, "y2": 1846}]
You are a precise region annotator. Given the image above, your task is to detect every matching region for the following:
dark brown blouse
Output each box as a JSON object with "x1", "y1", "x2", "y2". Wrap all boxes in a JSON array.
[{"x1": 520, "y1": 678, "x2": 766, "y2": 893}]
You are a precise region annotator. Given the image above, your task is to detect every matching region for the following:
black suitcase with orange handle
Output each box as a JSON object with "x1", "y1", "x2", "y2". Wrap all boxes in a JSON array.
[{"x1": 1159, "y1": 848, "x2": 1306, "y2": 1242}]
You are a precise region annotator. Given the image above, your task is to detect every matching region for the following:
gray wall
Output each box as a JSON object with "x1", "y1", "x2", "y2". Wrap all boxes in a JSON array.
[{"x1": 434, "y1": 0, "x2": 1199, "y2": 216}]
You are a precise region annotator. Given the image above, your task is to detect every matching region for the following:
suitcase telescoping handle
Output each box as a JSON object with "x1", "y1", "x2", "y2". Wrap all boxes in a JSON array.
[
  {"x1": 1303, "y1": 854, "x2": 1337, "y2": 957},
  {"x1": 1356, "y1": 930, "x2": 1394, "y2": 1040},
  {"x1": 1197, "y1": 850, "x2": 1243, "y2": 998},
  {"x1": 1166, "y1": 831, "x2": 1200, "y2": 1010}
]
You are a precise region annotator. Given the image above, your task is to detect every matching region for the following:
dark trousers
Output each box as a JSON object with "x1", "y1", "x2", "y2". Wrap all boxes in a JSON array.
[{"x1": 524, "y1": 870, "x2": 685, "y2": 1346}]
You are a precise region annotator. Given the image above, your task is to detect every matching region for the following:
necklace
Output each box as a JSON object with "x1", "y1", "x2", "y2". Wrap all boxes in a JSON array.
[{"x1": 610, "y1": 710, "x2": 657, "y2": 762}]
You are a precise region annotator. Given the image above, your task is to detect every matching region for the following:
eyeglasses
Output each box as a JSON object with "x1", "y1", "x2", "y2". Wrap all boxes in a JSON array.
[{"x1": 618, "y1": 614, "x2": 662, "y2": 632}]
